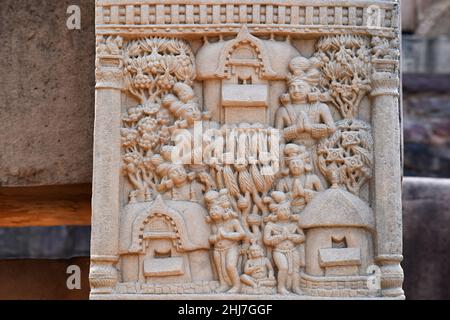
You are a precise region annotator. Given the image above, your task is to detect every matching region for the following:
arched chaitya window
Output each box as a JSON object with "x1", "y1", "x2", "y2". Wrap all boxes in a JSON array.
[{"x1": 146, "y1": 217, "x2": 172, "y2": 233}]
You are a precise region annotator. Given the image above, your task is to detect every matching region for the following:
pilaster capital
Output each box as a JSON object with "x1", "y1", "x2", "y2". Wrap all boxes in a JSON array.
[
  {"x1": 370, "y1": 71, "x2": 400, "y2": 97},
  {"x1": 95, "y1": 35, "x2": 125, "y2": 90}
]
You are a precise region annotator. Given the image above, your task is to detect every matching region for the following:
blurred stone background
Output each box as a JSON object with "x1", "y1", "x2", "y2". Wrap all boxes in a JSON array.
[
  {"x1": 0, "y1": 0, "x2": 449, "y2": 299},
  {"x1": 402, "y1": 0, "x2": 450, "y2": 178}
]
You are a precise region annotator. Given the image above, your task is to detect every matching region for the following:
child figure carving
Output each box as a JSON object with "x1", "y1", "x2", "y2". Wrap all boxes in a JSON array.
[{"x1": 240, "y1": 240, "x2": 276, "y2": 290}]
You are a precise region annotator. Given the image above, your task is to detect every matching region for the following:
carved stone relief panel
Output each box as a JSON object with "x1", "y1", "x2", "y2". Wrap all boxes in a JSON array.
[{"x1": 91, "y1": 0, "x2": 404, "y2": 299}]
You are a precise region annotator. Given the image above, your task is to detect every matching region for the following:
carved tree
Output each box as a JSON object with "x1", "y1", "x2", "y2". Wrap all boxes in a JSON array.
[
  {"x1": 315, "y1": 35, "x2": 372, "y2": 119},
  {"x1": 120, "y1": 38, "x2": 198, "y2": 203},
  {"x1": 124, "y1": 37, "x2": 196, "y2": 106},
  {"x1": 317, "y1": 119, "x2": 373, "y2": 195}
]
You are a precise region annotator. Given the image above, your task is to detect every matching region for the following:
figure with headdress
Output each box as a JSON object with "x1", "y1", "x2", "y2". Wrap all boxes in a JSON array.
[
  {"x1": 162, "y1": 82, "x2": 210, "y2": 129},
  {"x1": 277, "y1": 144, "x2": 324, "y2": 214},
  {"x1": 205, "y1": 189, "x2": 246, "y2": 293},
  {"x1": 263, "y1": 191, "x2": 305, "y2": 295},
  {"x1": 240, "y1": 240, "x2": 276, "y2": 290},
  {"x1": 275, "y1": 56, "x2": 336, "y2": 147},
  {"x1": 158, "y1": 163, "x2": 199, "y2": 201}
]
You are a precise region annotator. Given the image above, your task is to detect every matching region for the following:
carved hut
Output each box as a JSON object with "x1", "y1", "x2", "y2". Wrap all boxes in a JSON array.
[
  {"x1": 299, "y1": 186, "x2": 375, "y2": 278},
  {"x1": 119, "y1": 196, "x2": 214, "y2": 285},
  {"x1": 196, "y1": 26, "x2": 299, "y2": 125}
]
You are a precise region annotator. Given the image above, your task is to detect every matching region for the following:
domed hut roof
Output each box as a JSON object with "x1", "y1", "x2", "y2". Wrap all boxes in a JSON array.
[
  {"x1": 196, "y1": 39, "x2": 225, "y2": 79},
  {"x1": 120, "y1": 196, "x2": 211, "y2": 253},
  {"x1": 299, "y1": 186, "x2": 375, "y2": 231},
  {"x1": 196, "y1": 26, "x2": 299, "y2": 80}
]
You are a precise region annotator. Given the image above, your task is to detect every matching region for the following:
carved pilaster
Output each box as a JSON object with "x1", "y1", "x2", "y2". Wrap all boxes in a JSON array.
[
  {"x1": 376, "y1": 254, "x2": 405, "y2": 298},
  {"x1": 95, "y1": 65, "x2": 124, "y2": 90},
  {"x1": 95, "y1": 35, "x2": 125, "y2": 90},
  {"x1": 370, "y1": 51, "x2": 404, "y2": 298},
  {"x1": 90, "y1": 35, "x2": 124, "y2": 296},
  {"x1": 89, "y1": 255, "x2": 119, "y2": 294},
  {"x1": 370, "y1": 72, "x2": 399, "y2": 97}
]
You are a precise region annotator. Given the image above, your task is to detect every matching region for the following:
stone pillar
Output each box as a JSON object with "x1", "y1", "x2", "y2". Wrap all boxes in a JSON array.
[
  {"x1": 370, "y1": 62, "x2": 405, "y2": 299},
  {"x1": 89, "y1": 39, "x2": 124, "y2": 294}
]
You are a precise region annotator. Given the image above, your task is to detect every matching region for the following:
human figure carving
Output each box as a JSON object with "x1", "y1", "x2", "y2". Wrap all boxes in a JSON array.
[
  {"x1": 275, "y1": 56, "x2": 335, "y2": 147},
  {"x1": 205, "y1": 190, "x2": 246, "y2": 293},
  {"x1": 162, "y1": 82, "x2": 210, "y2": 129},
  {"x1": 371, "y1": 36, "x2": 400, "y2": 60},
  {"x1": 263, "y1": 191, "x2": 305, "y2": 295},
  {"x1": 240, "y1": 240, "x2": 276, "y2": 289},
  {"x1": 277, "y1": 144, "x2": 324, "y2": 213},
  {"x1": 158, "y1": 163, "x2": 197, "y2": 201}
]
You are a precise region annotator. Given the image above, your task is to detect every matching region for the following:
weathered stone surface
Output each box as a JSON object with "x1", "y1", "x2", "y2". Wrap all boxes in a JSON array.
[
  {"x1": 403, "y1": 74, "x2": 450, "y2": 92},
  {"x1": 415, "y1": 0, "x2": 450, "y2": 37},
  {"x1": 402, "y1": 177, "x2": 450, "y2": 300},
  {"x1": 0, "y1": 1, "x2": 446, "y2": 300},
  {"x1": 0, "y1": 257, "x2": 90, "y2": 300},
  {"x1": 402, "y1": 36, "x2": 450, "y2": 74},
  {"x1": 401, "y1": 0, "x2": 419, "y2": 33},
  {"x1": 403, "y1": 75, "x2": 450, "y2": 178},
  {"x1": 0, "y1": 0, "x2": 95, "y2": 186},
  {"x1": 0, "y1": 226, "x2": 90, "y2": 259},
  {"x1": 401, "y1": 0, "x2": 450, "y2": 36},
  {"x1": 1, "y1": 178, "x2": 448, "y2": 299},
  {"x1": 90, "y1": 0, "x2": 403, "y2": 299},
  {"x1": 0, "y1": 2, "x2": 446, "y2": 189}
]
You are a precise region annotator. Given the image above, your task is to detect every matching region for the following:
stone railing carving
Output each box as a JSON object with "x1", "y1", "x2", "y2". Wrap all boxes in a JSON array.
[{"x1": 96, "y1": 0, "x2": 398, "y2": 36}]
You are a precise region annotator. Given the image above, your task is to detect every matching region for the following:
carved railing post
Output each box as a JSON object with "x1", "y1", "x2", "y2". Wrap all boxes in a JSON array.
[
  {"x1": 370, "y1": 56, "x2": 405, "y2": 299},
  {"x1": 89, "y1": 36, "x2": 124, "y2": 294}
]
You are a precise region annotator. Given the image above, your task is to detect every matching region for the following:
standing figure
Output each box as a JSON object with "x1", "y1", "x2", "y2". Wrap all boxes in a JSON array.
[
  {"x1": 206, "y1": 190, "x2": 246, "y2": 293},
  {"x1": 275, "y1": 56, "x2": 335, "y2": 147},
  {"x1": 277, "y1": 144, "x2": 324, "y2": 213},
  {"x1": 263, "y1": 191, "x2": 305, "y2": 295}
]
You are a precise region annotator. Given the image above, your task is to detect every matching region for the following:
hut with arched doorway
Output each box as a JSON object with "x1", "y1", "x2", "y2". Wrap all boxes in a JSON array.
[
  {"x1": 196, "y1": 25, "x2": 300, "y2": 126},
  {"x1": 119, "y1": 196, "x2": 214, "y2": 286}
]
